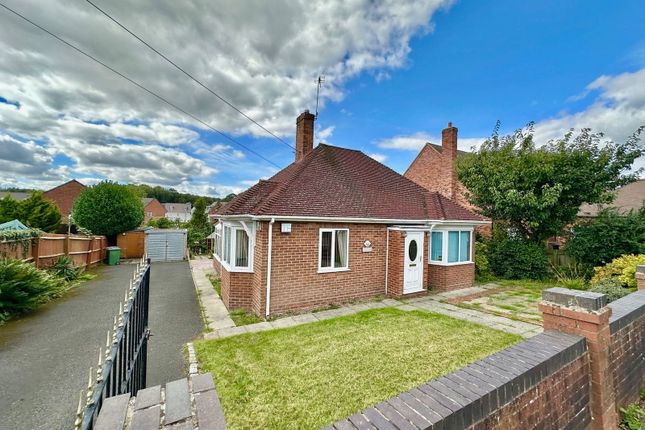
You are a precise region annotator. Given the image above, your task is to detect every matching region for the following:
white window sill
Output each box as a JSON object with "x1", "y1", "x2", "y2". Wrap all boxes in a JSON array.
[
  {"x1": 214, "y1": 255, "x2": 253, "y2": 273},
  {"x1": 429, "y1": 261, "x2": 474, "y2": 267},
  {"x1": 318, "y1": 267, "x2": 350, "y2": 274}
]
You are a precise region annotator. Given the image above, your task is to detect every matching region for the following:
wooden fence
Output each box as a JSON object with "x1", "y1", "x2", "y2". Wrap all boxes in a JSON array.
[{"x1": 0, "y1": 234, "x2": 107, "y2": 268}]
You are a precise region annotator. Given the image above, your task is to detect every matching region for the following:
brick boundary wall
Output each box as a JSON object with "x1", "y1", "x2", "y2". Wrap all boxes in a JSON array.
[{"x1": 327, "y1": 287, "x2": 645, "y2": 430}]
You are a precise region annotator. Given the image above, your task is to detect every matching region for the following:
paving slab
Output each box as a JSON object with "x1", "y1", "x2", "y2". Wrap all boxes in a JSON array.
[{"x1": 189, "y1": 259, "x2": 235, "y2": 332}]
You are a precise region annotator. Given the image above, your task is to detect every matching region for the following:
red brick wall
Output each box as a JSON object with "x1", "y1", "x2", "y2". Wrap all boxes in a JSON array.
[
  {"x1": 428, "y1": 263, "x2": 475, "y2": 291},
  {"x1": 472, "y1": 352, "x2": 591, "y2": 429},
  {"x1": 213, "y1": 255, "x2": 254, "y2": 310},
  {"x1": 43, "y1": 180, "x2": 86, "y2": 219},
  {"x1": 387, "y1": 230, "x2": 404, "y2": 296},
  {"x1": 267, "y1": 222, "x2": 387, "y2": 315},
  {"x1": 251, "y1": 222, "x2": 268, "y2": 316},
  {"x1": 143, "y1": 199, "x2": 167, "y2": 221},
  {"x1": 610, "y1": 306, "x2": 645, "y2": 408}
]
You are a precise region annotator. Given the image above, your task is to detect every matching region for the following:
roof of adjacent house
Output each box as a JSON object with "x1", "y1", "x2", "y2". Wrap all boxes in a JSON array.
[
  {"x1": 0, "y1": 191, "x2": 30, "y2": 201},
  {"x1": 425, "y1": 142, "x2": 469, "y2": 157},
  {"x1": 0, "y1": 219, "x2": 28, "y2": 230},
  {"x1": 163, "y1": 203, "x2": 192, "y2": 213},
  {"x1": 218, "y1": 144, "x2": 484, "y2": 221},
  {"x1": 141, "y1": 198, "x2": 155, "y2": 206},
  {"x1": 578, "y1": 179, "x2": 645, "y2": 217}
]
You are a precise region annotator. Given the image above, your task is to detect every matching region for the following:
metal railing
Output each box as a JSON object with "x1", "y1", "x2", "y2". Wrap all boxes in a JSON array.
[{"x1": 74, "y1": 257, "x2": 151, "y2": 430}]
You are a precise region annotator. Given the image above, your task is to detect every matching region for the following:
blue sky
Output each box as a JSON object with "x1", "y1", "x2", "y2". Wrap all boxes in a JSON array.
[{"x1": 1, "y1": 0, "x2": 644, "y2": 196}]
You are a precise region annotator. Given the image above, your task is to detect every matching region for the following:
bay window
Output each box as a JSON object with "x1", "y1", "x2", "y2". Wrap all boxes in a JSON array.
[
  {"x1": 319, "y1": 228, "x2": 349, "y2": 272},
  {"x1": 215, "y1": 221, "x2": 253, "y2": 272},
  {"x1": 429, "y1": 229, "x2": 472, "y2": 265}
]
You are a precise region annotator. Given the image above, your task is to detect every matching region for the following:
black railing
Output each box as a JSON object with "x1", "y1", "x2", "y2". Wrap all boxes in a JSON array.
[{"x1": 75, "y1": 258, "x2": 151, "y2": 430}]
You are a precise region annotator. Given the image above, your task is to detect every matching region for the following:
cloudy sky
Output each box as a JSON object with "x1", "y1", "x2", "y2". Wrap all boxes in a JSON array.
[{"x1": 0, "y1": 0, "x2": 644, "y2": 197}]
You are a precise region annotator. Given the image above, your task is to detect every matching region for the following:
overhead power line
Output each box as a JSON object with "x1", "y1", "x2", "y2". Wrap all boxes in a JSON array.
[
  {"x1": 0, "y1": 2, "x2": 282, "y2": 169},
  {"x1": 85, "y1": 0, "x2": 295, "y2": 152}
]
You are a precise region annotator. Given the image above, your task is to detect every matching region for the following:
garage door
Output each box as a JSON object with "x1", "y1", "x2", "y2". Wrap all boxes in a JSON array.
[{"x1": 145, "y1": 229, "x2": 188, "y2": 262}]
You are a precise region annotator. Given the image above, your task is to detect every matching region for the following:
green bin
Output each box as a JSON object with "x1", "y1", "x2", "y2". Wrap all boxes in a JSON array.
[{"x1": 106, "y1": 246, "x2": 121, "y2": 265}]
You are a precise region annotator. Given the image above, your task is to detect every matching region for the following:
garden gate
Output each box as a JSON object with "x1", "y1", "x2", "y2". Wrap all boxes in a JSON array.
[{"x1": 75, "y1": 257, "x2": 151, "y2": 430}]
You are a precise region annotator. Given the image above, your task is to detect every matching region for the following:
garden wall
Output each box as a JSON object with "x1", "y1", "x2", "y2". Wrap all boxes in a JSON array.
[
  {"x1": 0, "y1": 234, "x2": 106, "y2": 268},
  {"x1": 328, "y1": 288, "x2": 645, "y2": 430}
]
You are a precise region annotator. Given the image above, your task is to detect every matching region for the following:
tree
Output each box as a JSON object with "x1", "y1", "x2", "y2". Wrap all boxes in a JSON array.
[
  {"x1": 189, "y1": 198, "x2": 209, "y2": 228},
  {"x1": 0, "y1": 195, "x2": 19, "y2": 223},
  {"x1": 72, "y1": 181, "x2": 144, "y2": 236},
  {"x1": 187, "y1": 198, "x2": 210, "y2": 254},
  {"x1": 457, "y1": 124, "x2": 644, "y2": 243},
  {"x1": 17, "y1": 192, "x2": 62, "y2": 232},
  {"x1": 565, "y1": 208, "x2": 645, "y2": 270},
  {"x1": 0, "y1": 193, "x2": 61, "y2": 232}
]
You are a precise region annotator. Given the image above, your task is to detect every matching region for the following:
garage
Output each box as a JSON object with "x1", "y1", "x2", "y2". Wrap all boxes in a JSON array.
[{"x1": 145, "y1": 229, "x2": 188, "y2": 262}]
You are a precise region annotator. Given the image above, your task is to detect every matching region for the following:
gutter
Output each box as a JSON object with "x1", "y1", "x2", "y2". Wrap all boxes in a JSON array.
[
  {"x1": 265, "y1": 218, "x2": 275, "y2": 318},
  {"x1": 216, "y1": 214, "x2": 490, "y2": 225}
]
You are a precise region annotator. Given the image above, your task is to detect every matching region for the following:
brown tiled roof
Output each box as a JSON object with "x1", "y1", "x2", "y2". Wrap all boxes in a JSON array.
[
  {"x1": 578, "y1": 179, "x2": 645, "y2": 217},
  {"x1": 218, "y1": 144, "x2": 484, "y2": 221},
  {"x1": 426, "y1": 142, "x2": 469, "y2": 157}
]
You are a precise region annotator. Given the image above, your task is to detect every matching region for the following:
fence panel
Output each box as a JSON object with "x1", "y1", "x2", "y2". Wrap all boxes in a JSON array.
[
  {"x1": 76, "y1": 258, "x2": 151, "y2": 430},
  {"x1": 0, "y1": 234, "x2": 106, "y2": 267}
]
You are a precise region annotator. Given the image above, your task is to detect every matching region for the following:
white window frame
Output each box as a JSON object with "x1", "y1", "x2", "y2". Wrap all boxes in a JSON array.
[
  {"x1": 213, "y1": 221, "x2": 254, "y2": 273},
  {"x1": 213, "y1": 223, "x2": 222, "y2": 259},
  {"x1": 428, "y1": 227, "x2": 473, "y2": 266},
  {"x1": 318, "y1": 228, "x2": 350, "y2": 273}
]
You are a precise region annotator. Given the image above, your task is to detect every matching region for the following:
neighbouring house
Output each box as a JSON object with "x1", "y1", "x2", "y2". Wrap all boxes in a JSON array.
[
  {"x1": 163, "y1": 203, "x2": 192, "y2": 222},
  {"x1": 142, "y1": 198, "x2": 166, "y2": 221},
  {"x1": 212, "y1": 111, "x2": 487, "y2": 317},
  {"x1": 43, "y1": 179, "x2": 87, "y2": 222},
  {"x1": 404, "y1": 123, "x2": 491, "y2": 239},
  {"x1": 0, "y1": 191, "x2": 30, "y2": 201},
  {"x1": 578, "y1": 179, "x2": 645, "y2": 217}
]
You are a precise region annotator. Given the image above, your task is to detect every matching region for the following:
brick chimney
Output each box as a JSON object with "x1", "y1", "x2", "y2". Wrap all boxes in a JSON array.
[
  {"x1": 441, "y1": 122, "x2": 458, "y2": 199},
  {"x1": 295, "y1": 110, "x2": 315, "y2": 162}
]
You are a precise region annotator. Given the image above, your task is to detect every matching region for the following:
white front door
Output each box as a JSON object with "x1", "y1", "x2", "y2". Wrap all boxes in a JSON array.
[{"x1": 403, "y1": 231, "x2": 424, "y2": 294}]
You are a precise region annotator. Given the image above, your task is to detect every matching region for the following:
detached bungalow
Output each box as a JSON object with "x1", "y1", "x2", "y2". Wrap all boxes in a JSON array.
[{"x1": 213, "y1": 111, "x2": 487, "y2": 317}]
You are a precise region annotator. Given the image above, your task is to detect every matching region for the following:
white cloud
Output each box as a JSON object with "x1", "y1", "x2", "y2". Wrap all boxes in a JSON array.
[
  {"x1": 316, "y1": 125, "x2": 335, "y2": 142},
  {"x1": 368, "y1": 153, "x2": 388, "y2": 163},
  {"x1": 0, "y1": 0, "x2": 452, "y2": 194},
  {"x1": 375, "y1": 132, "x2": 432, "y2": 150}
]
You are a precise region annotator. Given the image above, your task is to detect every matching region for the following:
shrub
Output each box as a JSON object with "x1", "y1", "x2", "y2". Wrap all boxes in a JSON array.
[
  {"x1": 620, "y1": 402, "x2": 645, "y2": 430},
  {"x1": 147, "y1": 217, "x2": 176, "y2": 229},
  {"x1": 591, "y1": 254, "x2": 645, "y2": 288},
  {"x1": 0, "y1": 259, "x2": 66, "y2": 322},
  {"x1": 566, "y1": 208, "x2": 645, "y2": 271},
  {"x1": 488, "y1": 237, "x2": 549, "y2": 280},
  {"x1": 72, "y1": 181, "x2": 144, "y2": 236},
  {"x1": 474, "y1": 241, "x2": 494, "y2": 282},
  {"x1": 589, "y1": 278, "x2": 631, "y2": 302},
  {"x1": 49, "y1": 256, "x2": 83, "y2": 282}
]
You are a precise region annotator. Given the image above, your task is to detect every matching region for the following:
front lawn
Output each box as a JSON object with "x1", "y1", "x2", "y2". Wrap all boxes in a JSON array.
[
  {"x1": 195, "y1": 307, "x2": 520, "y2": 430},
  {"x1": 455, "y1": 279, "x2": 577, "y2": 324}
]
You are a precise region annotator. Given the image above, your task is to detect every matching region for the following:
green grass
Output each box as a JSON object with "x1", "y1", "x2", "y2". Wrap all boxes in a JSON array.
[
  {"x1": 208, "y1": 274, "x2": 221, "y2": 297},
  {"x1": 229, "y1": 309, "x2": 264, "y2": 326},
  {"x1": 195, "y1": 308, "x2": 521, "y2": 430}
]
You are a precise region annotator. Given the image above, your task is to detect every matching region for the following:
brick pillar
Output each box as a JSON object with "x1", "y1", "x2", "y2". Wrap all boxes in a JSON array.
[
  {"x1": 539, "y1": 288, "x2": 616, "y2": 430},
  {"x1": 636, "y1": 265, "x2": 645, "y2": 291}
]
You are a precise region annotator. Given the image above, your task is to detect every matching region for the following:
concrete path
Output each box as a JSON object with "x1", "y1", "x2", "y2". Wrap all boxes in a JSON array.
[
  {"x1": 189, "y1": 258, "x2": 235, "y2": 331},
  {"x1": 0, "y1": 261, "x2": 202, "y2": 430},
  {"x1": 203, "y1": 289, "x2": 542, "y2": 341}
]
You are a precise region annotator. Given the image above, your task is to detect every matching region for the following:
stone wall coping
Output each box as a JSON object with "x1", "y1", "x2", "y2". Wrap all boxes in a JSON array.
[
  {"x1": 325, "y1": 331, "x2": 586, "y2": 429},
  {"x1": 542, "y1": 287, "x2": 607, "y2": 311},
  {"x1": 637, "y1": 265, "x2": 645, "y2": 275},
  {"x1": 608, "y1": 290, "x2": 645, "y2": 333}
]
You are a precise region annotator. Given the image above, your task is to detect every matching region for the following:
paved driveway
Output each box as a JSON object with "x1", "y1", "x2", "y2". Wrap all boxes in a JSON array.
[{"x1": 0, "y1": 261, "x2": 203, "y2": 430}]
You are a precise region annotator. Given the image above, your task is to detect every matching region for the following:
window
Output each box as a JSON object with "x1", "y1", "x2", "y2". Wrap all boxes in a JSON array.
[
  {"x1": 430, "y1": 231, "x2": 443, "y2": 262},
  {"x1": 223, "y1": 226, "x2": 231, "y2": 265},
  {"x1": 214, "y1": 224, "x2": 222, "y2": 258},
  {"x1": 429, "y1": 229, "x2": 471, "y2": 264},
  {"x1": 215, "y1": 222, "x2": 253, "y2": 271},
  {"x1": 235, "y1": 229, "x2": 249, "y2": 267},
  {"x1": 319, "y1": 228, "x2": 349, "y2": 272}
]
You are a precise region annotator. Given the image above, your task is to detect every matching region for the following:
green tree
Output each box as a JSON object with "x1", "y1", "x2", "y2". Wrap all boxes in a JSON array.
[
  {"x1": 187, "y1": 198, "x2": 210, "y2": 254},
  {"x1": 189, "y1": 198, "x2": 209, "y2": 228},
  {"x1": 457, "y1": 124, "x2": 644, "y2": 243},
  {"x1": 17, "y1": 192, "x2": 62, "y2": 232},
  {"x1": 566, "y1": 208, "x2": 645, "y2": 270},
  {"x1": 0, "y1": 195, "x2": 19, "y2": 223},
  {"x1": 72, "y1": 181, "x2": 144, "y2": 236}
]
